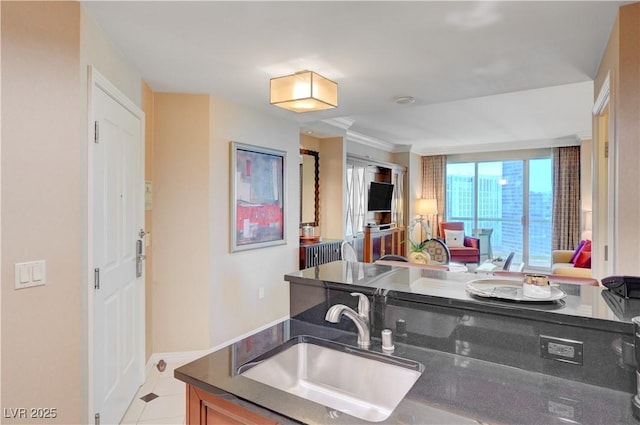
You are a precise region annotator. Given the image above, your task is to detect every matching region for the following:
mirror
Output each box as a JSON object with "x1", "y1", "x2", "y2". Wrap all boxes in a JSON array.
[{"x1": 300, "y1": 149, "x2": 319, "y2": 227}]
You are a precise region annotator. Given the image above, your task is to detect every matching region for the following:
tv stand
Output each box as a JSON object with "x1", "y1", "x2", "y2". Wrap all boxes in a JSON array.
[
  {"x1": 363, "y1": 224, "x2": 405, "y2": 263},
  {"x1": 367, "y1": 222, "x2": 396, "y2": 231}
]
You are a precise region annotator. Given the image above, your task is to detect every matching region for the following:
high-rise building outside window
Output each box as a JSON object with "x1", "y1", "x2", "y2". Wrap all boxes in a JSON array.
[{"x1": 446, "y1": 157, "x2": 552, "y2": 269}]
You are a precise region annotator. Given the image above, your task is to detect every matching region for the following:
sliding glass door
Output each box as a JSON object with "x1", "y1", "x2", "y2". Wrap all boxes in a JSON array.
[
  {"x1": 527, "y1": 158, "x2": 553, "y2": 268},
  {"x1": 446, "y1": 157, "x2": 552, "y2": 269}
]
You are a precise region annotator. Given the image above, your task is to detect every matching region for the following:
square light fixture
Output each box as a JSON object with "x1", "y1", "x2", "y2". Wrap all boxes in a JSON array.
[{"x1": 270, "y1": 70, "x2": 337, "y2": 113}]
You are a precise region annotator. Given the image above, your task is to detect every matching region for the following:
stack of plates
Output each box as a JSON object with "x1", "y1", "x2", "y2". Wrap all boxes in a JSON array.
[{"x1": 465, "y1": 278, "x2": 566, "y2": 302}]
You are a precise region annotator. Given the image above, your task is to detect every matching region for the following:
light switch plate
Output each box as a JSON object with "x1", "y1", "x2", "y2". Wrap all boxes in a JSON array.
[{"x1": 14, "y1": 260, "x2": 46, "y2": 290}]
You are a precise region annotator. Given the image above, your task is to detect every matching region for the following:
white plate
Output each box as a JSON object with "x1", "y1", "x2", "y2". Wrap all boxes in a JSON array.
[{"x1": 465, "y1": 278, "x2": 566, "y2": 302}]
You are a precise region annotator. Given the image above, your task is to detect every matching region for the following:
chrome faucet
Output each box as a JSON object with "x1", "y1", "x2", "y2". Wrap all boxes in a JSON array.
[{"x1": 325, "y1": 292, "x2": 371, "y2": 349}]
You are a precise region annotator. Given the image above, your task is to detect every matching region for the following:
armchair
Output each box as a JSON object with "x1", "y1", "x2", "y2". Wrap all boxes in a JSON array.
[{"x1": 438, "y1": 221, "x2": 481, "y2": 264}]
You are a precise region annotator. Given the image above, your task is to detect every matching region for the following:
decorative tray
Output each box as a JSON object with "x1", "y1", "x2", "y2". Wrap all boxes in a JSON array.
[{"x1": 465, "y1": 278, "x2": 567, "y2": 302}]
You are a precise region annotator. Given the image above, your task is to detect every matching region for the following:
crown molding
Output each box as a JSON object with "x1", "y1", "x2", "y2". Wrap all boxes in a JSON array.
[
  {"x1": 575, "y1": 130, "x2": 593, "y2": 141},
  {"x1": 345, "y1": 129, "x2": 396, "y2": 151},
  {"x1": 321, "y1": 117, "x2": 355, "y2": 131},
  {"x1": 593, "y1": 72, "x2": 610, "y2": 115}
]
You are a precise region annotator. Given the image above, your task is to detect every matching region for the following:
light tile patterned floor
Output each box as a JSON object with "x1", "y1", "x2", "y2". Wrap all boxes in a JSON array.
[{"x1": 120, "y1": 362, "x2": 187, "y2": 425}]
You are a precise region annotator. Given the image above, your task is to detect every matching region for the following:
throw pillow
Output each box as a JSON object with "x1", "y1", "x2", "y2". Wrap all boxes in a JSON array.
[
  {"x1": 574, "y1": 250, "x2": 591, "y2": 268},
  {"x1": 570, "y1": 240, "x2": 586, "y2": 263},
  {"x1": 581, "y1": 239, "x2": 592, "y2": 254},
  {"x1": 444, "y1": 229, "x2": 465, "y2": 248}
]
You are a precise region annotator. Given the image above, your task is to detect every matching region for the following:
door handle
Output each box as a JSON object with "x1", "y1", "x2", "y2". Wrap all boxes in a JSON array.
[{"x1": 136, "y1": 237, "x2": 145, "y2": 278}]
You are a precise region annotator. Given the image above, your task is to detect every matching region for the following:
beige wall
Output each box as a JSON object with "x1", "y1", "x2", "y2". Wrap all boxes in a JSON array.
[
  {"x1": 80, "y1": 8, "x2": 142, "y2": 107},
  {"x1": 152, "y1": 93, "x2": 211, "y2": 352},
  {"x1": 2, "y1": 3, "x2": 144, "y2": 422},
  {"x1": 300, "y1": 133, "x2": 321, "y2": 151},
  {"x1": 1, "y1": 3, "x2": 83, "y2": 423},
  {"x1": 209, "y1": 96, "x2": 299, "y2": 347},
  {"x1": 393, "y1": 151, "x2": 422, "y2": 253},
  {"x1": 300, "y1": 134, "x2": 346, "y2": 239},
  {"x1": 142, "y1": 82, "x2": 154, "y2": 360},
  {"x1": 594, "y1": 3, "x2": 640, "y2": 276},
  {"x1": 320, "y1": 137, "x2": 346, "y2": 239},
  {"x1": 299, "y1": 134, "x2": 321, "y2": 233},
  {"x1": 580, "y1": 139, "x2": 593, "y2": 214},
  {"x1": 616, "y1": 3, "x2": 640, "y2": 274}
]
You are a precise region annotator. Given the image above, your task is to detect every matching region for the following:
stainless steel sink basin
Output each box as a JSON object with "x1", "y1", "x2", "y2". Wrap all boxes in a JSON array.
[{"x1": 238, "y1": 335, "x2": 424, "y2": 422}]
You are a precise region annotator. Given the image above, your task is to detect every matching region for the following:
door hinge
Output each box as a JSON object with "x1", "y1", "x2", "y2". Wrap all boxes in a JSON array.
[
  {"x1": 605, "y1": 141, "x2": 609, "y2": 158},
  {"x1": 94, "y1": 268, "x2": 100, "y2": 290},
  {"x1": 604, "y1": 245, "x2": 609, "y2": 261},
  {"x1": 94, "y1": 121, "x2": 100, "y2": 144},
  {"x1": 95, "y1": 413, "x2": 100, "y2": 425}
]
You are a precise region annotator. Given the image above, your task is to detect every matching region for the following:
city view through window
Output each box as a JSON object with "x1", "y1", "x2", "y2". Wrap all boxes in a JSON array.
[{"x1": 446, "y1": 158, "x2": 553, "y2": 269}]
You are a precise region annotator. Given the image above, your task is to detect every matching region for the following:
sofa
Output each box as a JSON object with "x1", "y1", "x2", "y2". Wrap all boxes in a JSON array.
[{"x1": 551, "y1": 249, "x2": 592, "y2": 278}]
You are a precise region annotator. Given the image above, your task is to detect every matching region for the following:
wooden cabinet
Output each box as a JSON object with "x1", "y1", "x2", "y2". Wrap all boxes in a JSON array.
[
  {"x1": 345, "y1": 155, "x2": 406, "y2": 256},
  {"x1": 299, "y1": 240, "x2": 342, "y2": 269},
  {"x1": 363, "y1": 225, "x2": 405, "y2": 262},
  {"x1": 186, "y1": 384, "x2": 280, "y2": 425}
]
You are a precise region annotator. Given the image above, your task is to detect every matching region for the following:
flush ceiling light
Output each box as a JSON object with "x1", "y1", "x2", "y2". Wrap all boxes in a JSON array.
[
  {"x1": 395, "y1": 96, "x2": 415, "y2": 105},
  {"x1": 270, "y1": 70, "x2": 337, "y2": 113}
]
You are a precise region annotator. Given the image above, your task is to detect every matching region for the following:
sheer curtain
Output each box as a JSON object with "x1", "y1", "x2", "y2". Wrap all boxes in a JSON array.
[
  {"x1": 552, "y1": 146, "x2": 581, "y2": 250},
  {"x1": 421, "y1": 155, "x2": 446, "y2": 238}
]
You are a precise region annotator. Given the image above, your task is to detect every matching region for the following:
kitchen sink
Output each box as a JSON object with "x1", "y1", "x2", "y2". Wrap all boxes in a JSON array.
[{"x1": 238, "y1": 335, "x2": 424, "y2": 422}]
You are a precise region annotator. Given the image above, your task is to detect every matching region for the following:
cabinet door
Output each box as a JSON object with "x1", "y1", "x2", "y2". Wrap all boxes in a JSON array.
[
  {"x1": 187, "y1": 384, "x2": 279, "y2": 425},
  {"x1": 380, "y1": 232, "x2": 393, "y2": 258}
]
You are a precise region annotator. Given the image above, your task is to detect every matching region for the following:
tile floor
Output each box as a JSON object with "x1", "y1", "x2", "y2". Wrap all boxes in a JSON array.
[{"x1": 120, "y1": 361, "x2": 187, "y2": 425}]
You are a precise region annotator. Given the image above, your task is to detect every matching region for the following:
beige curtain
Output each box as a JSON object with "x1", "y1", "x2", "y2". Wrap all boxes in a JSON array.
[
  {"x1": 421, "y1": 155, "x2": 446, "y2": 238},
  {"x1": 552, "y1": 146, "x2": 581, "y2": 250}
]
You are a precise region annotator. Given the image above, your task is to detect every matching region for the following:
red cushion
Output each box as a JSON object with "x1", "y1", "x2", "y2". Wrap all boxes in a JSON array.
[
  {"x1": 570, "y1": 240, "x2": 586, "y2": 263},
  {"x1": 572, "y1": 240, "x2": 591, "y2": 262},
  {"x1": 574, "y1": 250, "x2": 591, "y2": 268}
]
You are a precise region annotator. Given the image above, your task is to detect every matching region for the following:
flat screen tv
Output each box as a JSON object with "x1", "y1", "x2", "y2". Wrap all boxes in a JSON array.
[{"x1": 367, "y1": 181, "x2": 394, "y2": 212}]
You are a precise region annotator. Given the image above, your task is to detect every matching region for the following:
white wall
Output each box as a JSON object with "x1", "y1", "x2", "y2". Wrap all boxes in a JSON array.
[{"x1": 209, "y1": 97, "x2": 299, "y2": 347}]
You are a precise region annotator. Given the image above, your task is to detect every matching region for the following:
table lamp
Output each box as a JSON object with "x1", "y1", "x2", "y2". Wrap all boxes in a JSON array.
[{"x1": 417, "y1": 198, "x2": 438, "y2": 240}]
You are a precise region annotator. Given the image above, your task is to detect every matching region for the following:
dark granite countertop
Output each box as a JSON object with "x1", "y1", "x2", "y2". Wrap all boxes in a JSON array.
[
  {"x1": 175, "y1": 319, "x2": 638, "y2": 425},
  {"x1": 285, "y1": 261, "x2": 637, "y2": 334}
]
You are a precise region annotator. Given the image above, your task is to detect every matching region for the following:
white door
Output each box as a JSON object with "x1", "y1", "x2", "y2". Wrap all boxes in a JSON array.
[{"x1": 91, "y1": 69, "x2": 145, "y2": 425}]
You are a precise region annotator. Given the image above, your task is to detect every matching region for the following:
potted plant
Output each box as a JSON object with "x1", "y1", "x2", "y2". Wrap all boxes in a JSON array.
[
  {"x1": 492, "y1": 256, "x2": 505, "y2": 268},
  {"x1": 407, "y1": 239, "x2": 431, "y2": 264}
]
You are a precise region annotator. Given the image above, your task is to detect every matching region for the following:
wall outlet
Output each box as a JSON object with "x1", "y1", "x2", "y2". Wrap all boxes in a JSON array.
[
  {"x1": 258, "y1": 287, "x2": 265, "y2": 299},
  {"x1": 540, "y1": 335, "x2": 583, "y2": 365}
]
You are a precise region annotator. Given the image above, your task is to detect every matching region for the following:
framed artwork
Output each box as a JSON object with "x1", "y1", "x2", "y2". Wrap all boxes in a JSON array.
[{"x1": 230, "y1": 142, "x2": 286, "y2": 252}]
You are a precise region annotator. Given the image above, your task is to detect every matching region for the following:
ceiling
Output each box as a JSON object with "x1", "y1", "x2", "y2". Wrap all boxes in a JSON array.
[{"x1": 82, "y1": 1, "x2": 630, "y2": 155}]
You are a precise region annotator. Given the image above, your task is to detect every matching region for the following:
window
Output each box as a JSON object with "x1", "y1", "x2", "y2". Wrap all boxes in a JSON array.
[{"x1": 446, "y1": 154, "x2": 552, "y2": 269}]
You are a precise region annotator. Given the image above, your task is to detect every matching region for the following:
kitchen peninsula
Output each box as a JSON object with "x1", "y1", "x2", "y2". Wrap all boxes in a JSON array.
[{"x1": 176, "y1": 261, "x2": 640, "y2": 424}]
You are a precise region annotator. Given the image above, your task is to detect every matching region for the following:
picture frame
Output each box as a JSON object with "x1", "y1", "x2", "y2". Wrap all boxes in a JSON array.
[{"x1": 230, "y1": 141, "x2": 287, "y2": 252}]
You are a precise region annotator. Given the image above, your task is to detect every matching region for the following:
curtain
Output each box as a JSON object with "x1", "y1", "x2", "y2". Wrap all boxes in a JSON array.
[
  {"x1": 421, "y1": 155, "x2": 446, "y2": 238},
  {"x1": 552, "y1": 146, "x2": 581, "y2": 250}
]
